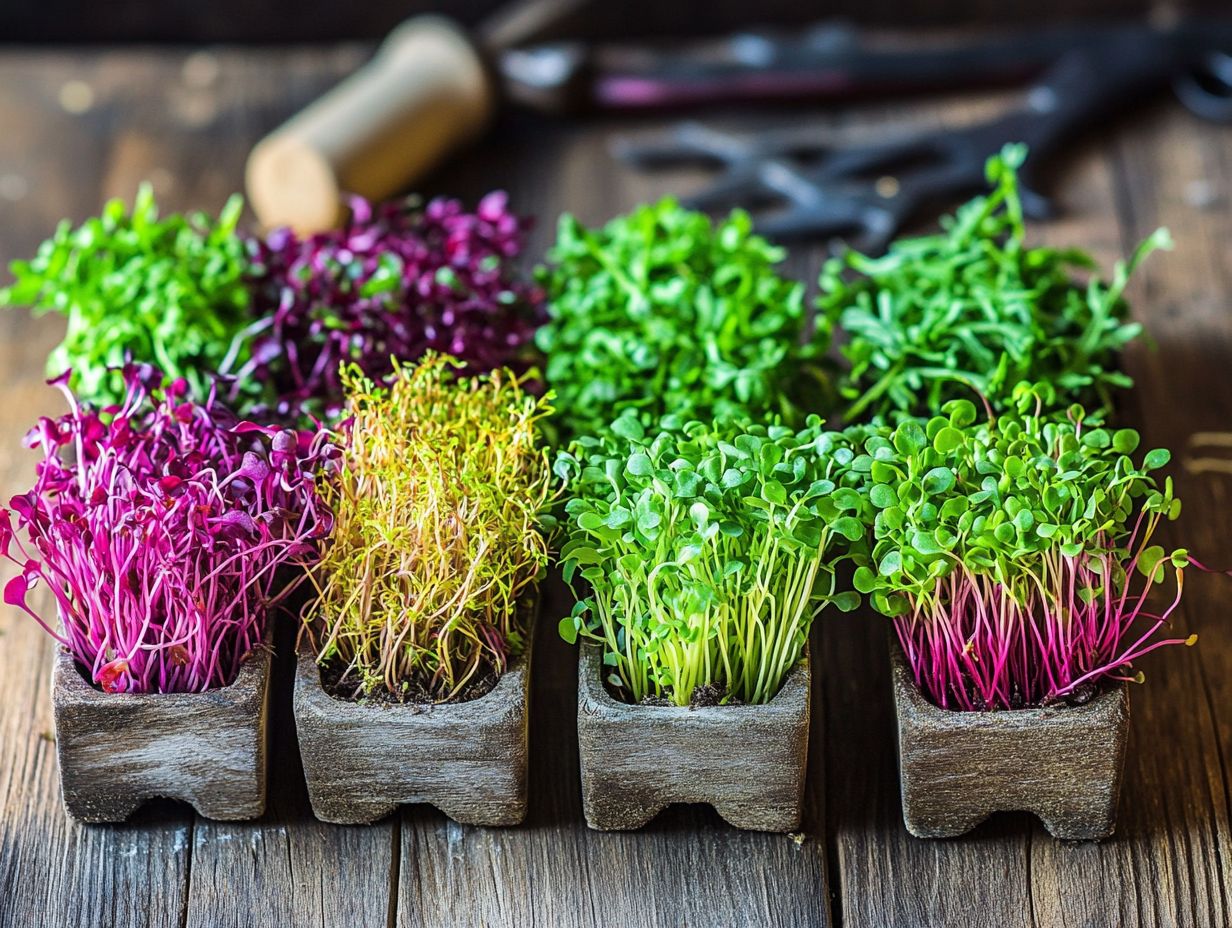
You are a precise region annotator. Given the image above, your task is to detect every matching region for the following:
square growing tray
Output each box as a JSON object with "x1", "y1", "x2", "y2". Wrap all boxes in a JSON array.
[
  {"x1": 52, "y1": 642, "x2": 273, "y2": 823},
  {"x1": 294, "y1": 616, "x2": 534, "y2": 827},
  {"x1": 576, "y1": 641, "x2": 811, "y2": 832},
  {"x1": 890, "y1": 643, "x2": 1130, "y2": 840}
]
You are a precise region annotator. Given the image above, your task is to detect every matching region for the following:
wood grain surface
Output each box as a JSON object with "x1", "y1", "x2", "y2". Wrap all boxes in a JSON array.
[{"x1": 0, "y1": 45, "x2": 1229, "y2": 928}]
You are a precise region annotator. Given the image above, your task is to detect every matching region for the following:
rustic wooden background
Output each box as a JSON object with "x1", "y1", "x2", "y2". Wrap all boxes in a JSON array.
[{"x1": 0, "y1": 38, "x2": 1230, "y2": 928}]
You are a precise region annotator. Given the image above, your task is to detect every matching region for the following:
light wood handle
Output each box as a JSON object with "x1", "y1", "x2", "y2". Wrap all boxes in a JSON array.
[{"x1": 246, "y1": 16, "x2": 494, "y2": 233}]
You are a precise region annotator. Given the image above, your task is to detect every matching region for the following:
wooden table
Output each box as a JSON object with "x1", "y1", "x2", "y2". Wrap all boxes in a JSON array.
[{"x1": 0, "y1": 46, "x2": 1229, "y2": 928}]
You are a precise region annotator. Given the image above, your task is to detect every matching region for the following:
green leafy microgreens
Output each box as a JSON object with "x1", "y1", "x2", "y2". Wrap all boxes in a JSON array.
[
  {"x1": 818, "y1": 144, "x2": 1171, "y2": 423},
  {"x1": 0, "y1": 185, "x2": 257, "y2": 411},
  {"x1": 849, "y1": 382, "x2": 1193, "y2": 710},
  {"x1": 555, "y1": 411, "x2": 865, "y2": 706},
  {"x1": 535, "y1": 198, "x2": 831, "y2": 441}
]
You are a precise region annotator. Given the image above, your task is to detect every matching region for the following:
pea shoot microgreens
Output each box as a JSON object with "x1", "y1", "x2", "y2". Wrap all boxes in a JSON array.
[
  {"x1": 849, "y1": 383, "x2": 1193, "y2": 710},
  {"x1": 536, "y1": 199, "x2": 830, "y2": 441},
  {"x1": 819, "y1": 145, "x2": 1170, "y2": 423},
  {"x1": 556, "y1": 411, "x2": 864, "y2": 706},
  {"x1": 305, "y1": 354, "x2": 557, "y2": 703},
  {"x1": 0, "y1": 185, "x2": 257, "y2": 411}
]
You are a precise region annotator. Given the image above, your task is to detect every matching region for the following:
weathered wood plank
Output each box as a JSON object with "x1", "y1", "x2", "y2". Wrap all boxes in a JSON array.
[{"x1": 1034, "y1": 103, "x2": 1232, "y2": 928}]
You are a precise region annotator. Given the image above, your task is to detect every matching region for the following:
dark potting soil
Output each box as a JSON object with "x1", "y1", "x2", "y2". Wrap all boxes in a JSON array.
[
  {"x1": 629, "y1": 681, "x2": 745, "y2": 709},
  {"x1": 930, "y1": 676, "x2": 1106, "y2": 712},
  {"x1": 319, "y1": 659, "x2": 500, "y2": 708}
]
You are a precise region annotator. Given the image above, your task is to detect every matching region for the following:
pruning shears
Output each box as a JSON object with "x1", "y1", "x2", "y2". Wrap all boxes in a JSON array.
[{"x1": 607, "y1": 19, "x2": 1232, "y2": 246}]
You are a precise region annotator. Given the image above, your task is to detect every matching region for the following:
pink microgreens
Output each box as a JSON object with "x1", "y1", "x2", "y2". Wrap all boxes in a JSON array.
[
  {"x1": 236, "y1": 192, "x2": 546, "y2": 423},
  {"x1": 0, "y1": 364, "x2": 336, "y2": 693}
]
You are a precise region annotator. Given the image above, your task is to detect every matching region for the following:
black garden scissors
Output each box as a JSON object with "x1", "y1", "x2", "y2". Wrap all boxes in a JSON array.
[{"x1": 613, "y1": 19, "x2": 1232, "y2": 247}]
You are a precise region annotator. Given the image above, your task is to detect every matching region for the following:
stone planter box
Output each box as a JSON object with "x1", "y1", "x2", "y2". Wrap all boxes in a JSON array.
[
  {"x1": 890, "y1": 643, "x2": 1130, "y2": 840},
  {"x1": 576, "y1": 641, "x2": 810, "y2": 832},
  {"x1": 52, "y1": 641, "x2": 273, "y2": 823},
  {"x1": 294, "y1": 612, "x2": 534, "y2": 826}
]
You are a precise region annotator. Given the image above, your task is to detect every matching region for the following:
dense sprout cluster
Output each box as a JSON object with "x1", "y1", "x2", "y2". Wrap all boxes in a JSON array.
[
  {"x1": 819, "y1": 145, "x2": 1169, "y2": 423},
  {"x1": 0, "y1": 186, "x2": 255, "y2": 410},
  {"x1": 306, "y1": 354, "x2": 557, "y2": 702},
  {"x1": 536, "y1": 199, "x2": 829, "y2": 440},
  {"x1": 241, "y1": 193, "x2": 546, "y2": 423},
  {"x1": 556, "y1": 410, "x2": 865, "y2": 706},
  {"x1": 846, "y1": 386, "x2": 1191, "y2": 709},
  {"x1": 0, "y1": 365, "x2": 335, "y2": 693}
]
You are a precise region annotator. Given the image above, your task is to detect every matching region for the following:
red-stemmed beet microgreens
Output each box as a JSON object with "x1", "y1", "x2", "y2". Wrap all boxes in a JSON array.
[
  {"x1": 235, "y1": 192, "x2": 546, "y2": 423},
  {"x1": 849, "y1": 384, "x2": 1194, "y2": 710},
  {"x1": 0, "y1": 364, "x2": 337, "y2": 694}
]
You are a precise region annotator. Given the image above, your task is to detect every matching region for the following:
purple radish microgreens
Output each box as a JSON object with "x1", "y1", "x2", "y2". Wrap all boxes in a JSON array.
[
  {"x1": 237, "y1": 192, "x2": 546, "y2": 424},
  {"x1": 849, "y1": 382, "x2": 1194, "y2": 710},
  {"x1": 555, "y1": 410, "x2": 866, "y2": 706},
  {"x1": 0, "y1": 364, "x2": 337, "y2": 694}
]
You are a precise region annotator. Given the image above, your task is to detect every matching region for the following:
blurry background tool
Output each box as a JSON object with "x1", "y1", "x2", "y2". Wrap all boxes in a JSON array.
[
  {"x1": 616, "y1": 18, "x2": 1232, "y2": 245},
  {"x1": 245, "y1": 0, "x2": 591, "y2": 233},
  {"x1": 246, "y1": 6, "x2": 1232, "y2": 239}
]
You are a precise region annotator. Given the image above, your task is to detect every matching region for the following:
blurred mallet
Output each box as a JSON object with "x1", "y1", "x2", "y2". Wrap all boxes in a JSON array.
[{"x1": 245, "y1": 1, "x2": 589, "y2": 233}]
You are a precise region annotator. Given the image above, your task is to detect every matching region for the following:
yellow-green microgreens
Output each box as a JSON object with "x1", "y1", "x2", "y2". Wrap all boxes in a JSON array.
[{"x1": 305, "y1": 353, "x2": 558, "y2": 702}]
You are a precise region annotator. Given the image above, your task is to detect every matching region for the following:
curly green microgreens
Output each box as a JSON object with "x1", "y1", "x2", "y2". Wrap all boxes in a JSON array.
[
  {"x1": 556, "y1": 411, "x2": 864, "y2": 706},
  {"x1": 536, "y1": 198, "x2": 830, "y2": 441},
  {"x1": 0, "y1": 185, "x2": 256, "y2": 411},
  {"x1": 819, "y1": 144, "x2": 1170, "y2": 423},
  {"x1": 850, "y1": 384, "x2": 1193, "y2": 710}
]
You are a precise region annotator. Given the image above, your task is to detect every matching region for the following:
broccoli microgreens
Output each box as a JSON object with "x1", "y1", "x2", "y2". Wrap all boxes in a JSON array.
[
  {"x1": 0, "y1": 185, "x2": 257, "y2": 411},
  {"x1": 0, "y1": 364, "x2": 335, "y2": 693},
  {"x1": 305, "y1": 353, "x2": 557, "y2": 703},
  {"x1": 819, "y1": 144, "x2": 1171, "y2": 423},
  {"x1": 849, "y1": 382, "x2": 1193, "y2": 710},
  {"x1": 556, "y1": 410, "x2": 864, "y2": 706},
  {"x1": 535, "y1": 198, "x2": 831, "y2": 441}
]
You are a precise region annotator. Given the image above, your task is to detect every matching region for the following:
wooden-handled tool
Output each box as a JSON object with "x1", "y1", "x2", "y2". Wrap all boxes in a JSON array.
[
  {"x1": 246, "y1": 16, "x2": 494, "y2": 233},
  {"x1": 245, "y1": 0, "x2": 591, "y2": 233}
]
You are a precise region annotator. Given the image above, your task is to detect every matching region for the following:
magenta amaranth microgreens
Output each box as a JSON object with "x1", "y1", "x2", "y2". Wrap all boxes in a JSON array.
[
  {"x1": 236, "y1": 192, "x2": 546, "y2": 424},
  {"x1": 849, "y1": 386, "x2": 1195, "y2": 710},
  {"x1": 0, "y1": 364, "x2": 336, "y2": 693}
]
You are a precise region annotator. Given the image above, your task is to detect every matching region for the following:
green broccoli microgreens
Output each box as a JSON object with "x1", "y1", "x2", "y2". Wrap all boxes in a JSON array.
[
  {"x1": 0, "y1": 184, "x2": 257, "y2": 410},
  {"x1": 535, "y1": 198, "x2": 831, "y2": 442},
  {"x1": 555, "y1": 410, "x2": 865, "y2": 706},
  {"x1": 818, "y1": 144, "x2": 1171, "y2": 423},
  {"x1": 848, "y1": 382, "x2": 1194, "y2": 711}
]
